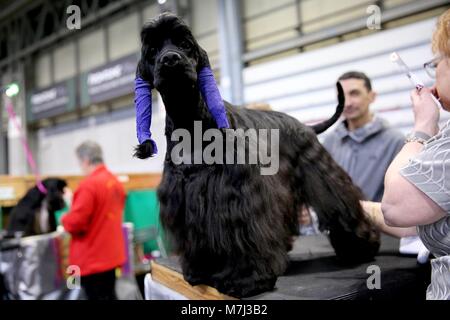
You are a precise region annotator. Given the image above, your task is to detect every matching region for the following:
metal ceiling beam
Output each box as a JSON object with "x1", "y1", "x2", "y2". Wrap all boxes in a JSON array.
[
  {"x1": 0, "y1": 0, "x2": 34, "y2": 21},
  {"x1": 0, "y1": 0, "x2": 143, "y2": 69}
]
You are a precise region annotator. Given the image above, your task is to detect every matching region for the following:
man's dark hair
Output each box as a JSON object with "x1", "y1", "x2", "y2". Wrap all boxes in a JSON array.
[{"x1": 338, "y1": 71, "x2": 372, "y2": 92}]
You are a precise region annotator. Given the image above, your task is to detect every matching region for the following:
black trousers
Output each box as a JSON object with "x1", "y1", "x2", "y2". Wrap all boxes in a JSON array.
[
  {"x1": 0, "y1": 273, "x2": 5, "y2": 300},
  {"x1": 81, "y1": 269, "x2": 117, "y2": 300}
]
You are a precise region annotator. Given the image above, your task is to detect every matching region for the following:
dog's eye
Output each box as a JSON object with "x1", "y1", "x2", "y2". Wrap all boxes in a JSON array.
[{"x1": 179, "y1": 40, "x2": 191, "y2": 50}]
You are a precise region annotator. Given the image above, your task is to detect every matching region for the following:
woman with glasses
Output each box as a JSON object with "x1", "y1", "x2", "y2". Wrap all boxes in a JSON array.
[{"x1": 381, "y1": 9, "x2": 450, "y2": 300}]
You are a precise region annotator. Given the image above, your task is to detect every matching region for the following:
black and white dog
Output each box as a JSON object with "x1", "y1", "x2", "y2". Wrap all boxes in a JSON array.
[
  {"x1": 135, "y1": 14, "x2": 380, "y2": 297},
  {"x1": 6, "y1": 178, "x2": 67, "y2": 238}
]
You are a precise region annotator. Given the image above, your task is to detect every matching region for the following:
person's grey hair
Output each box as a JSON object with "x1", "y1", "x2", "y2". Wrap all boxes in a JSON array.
[{"x1": 76, "y1": 141, "x2": 104, "y2": 165}]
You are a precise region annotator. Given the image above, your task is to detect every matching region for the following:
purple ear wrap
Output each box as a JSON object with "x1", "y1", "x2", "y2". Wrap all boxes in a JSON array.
[
  {"x1": 134, "y1": 77, "x2": 158, "y2": 154},
  {"x1": 134, "y1": 66, "x2": 230, "y2": 156},
  {"x1": 198, "y1": 67, "x2": 230, "y2": 129}
]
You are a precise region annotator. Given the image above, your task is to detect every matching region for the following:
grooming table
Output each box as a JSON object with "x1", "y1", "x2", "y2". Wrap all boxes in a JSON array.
[{"x1": 146, "y1": 234, "x2": 430, "y2": 300}]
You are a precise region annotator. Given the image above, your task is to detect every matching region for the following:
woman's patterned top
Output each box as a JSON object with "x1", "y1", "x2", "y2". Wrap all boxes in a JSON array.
[{"x1": 400, "y1": 120, "x2": 450, "y2": 300}]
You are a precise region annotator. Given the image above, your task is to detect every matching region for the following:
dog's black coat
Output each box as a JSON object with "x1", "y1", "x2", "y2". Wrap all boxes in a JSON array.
[
  {"x1": 6, "y1": 178, "x2": 67, "y2": 237},
  {"x1": 136, "y1": 14, "x2": 380, "y2": 297}
]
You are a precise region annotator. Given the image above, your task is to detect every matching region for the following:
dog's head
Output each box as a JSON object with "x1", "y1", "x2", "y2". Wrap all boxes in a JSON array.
[
  {"x1": 42, "y1": 178, "x2": 67, "y2": 213},
  {"x1": 134, "y1": 13, "x2": 227, "y2": 159},
  {"x1": 138, "y1": 13, "x2": 205, "y2": 90}
]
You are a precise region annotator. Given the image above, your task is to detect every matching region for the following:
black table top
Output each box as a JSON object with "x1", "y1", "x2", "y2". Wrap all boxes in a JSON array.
[{"x1": 156, "y1": 234, "x2": 430, "y2": 300}]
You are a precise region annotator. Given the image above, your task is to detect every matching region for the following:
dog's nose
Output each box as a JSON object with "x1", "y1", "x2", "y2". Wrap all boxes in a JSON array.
[{"x1": 161, "y1": 52, "x2": 181, "y2": 67}]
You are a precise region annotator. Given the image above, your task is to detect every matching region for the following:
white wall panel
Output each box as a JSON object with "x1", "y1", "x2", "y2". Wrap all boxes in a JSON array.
[
  {"x1": 143, "y1": 3, "x2": 160, "y2": 22},
  {"x1": 245, "y1": 6, "x2": 297, "y2": 41},
  {"x1": 191, "y1": 0, "x2": 220, "y2": 67},
  {"x1": 108, "y1": 13, "x2": 140, "y2": 60},
  {"x1": 54, "y1": 42, "x2": 76, "y2": 82},
  {"x1": 243, "y1": 0, "x2": 294, "y2": 18},
  {"x1": 35, "y1": 53, "x2": 52, "y2": 88},
  {"x1": 301, "y1": 0, "x2": 368, "y2": 33},
  {"x1": 244, "y1": 19, "x2": 435, "y2": 84},
  {"x1": 79, "y1": 29, "x2": 107, "y2": 72},
  {"x1": 191, "y1": 0, "x2": 218, "y2": 35}
]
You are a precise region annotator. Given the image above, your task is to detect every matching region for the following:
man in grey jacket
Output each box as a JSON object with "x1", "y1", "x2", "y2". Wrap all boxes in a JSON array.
[{"x1": 323, "y1": 71, "x2": 404, "y2": 202}]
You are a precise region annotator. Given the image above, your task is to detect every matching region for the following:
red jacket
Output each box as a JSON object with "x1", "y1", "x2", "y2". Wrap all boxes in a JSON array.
[{"x1": 62, "y1": 165, "x2": 126, "y2": 276}]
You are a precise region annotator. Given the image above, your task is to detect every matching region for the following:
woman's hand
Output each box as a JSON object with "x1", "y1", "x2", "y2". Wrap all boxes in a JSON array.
[
  {"x1": 410, "y1": 87, "x2": 440, "y2": 136},
  {"x1": 63, "y1": 187, "x2": 73, "y2": 207}
]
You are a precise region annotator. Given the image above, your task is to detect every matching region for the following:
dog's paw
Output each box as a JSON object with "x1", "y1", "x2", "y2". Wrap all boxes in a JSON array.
[{"x1": 133, "y1": 140, "x2": 155, "y2": 159}]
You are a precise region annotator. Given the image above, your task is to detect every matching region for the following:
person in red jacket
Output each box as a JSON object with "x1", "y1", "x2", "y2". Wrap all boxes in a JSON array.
[{"x1": 62, "y1": 141, "x2": 126, "y2": 300}]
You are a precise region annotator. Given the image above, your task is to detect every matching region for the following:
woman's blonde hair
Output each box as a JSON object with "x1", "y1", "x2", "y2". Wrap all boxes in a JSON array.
[{"x1": 432, "y1": 9, "x2": 450, "y2": 57}]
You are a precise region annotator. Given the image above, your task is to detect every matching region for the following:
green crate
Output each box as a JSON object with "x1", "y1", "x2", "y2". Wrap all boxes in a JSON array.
[
  {"x1": 55, "y1": 206, "x2": 69, "y2": 225},
  {"x1": 123, "y1": 189, "x2": 167, "y2": 254}
]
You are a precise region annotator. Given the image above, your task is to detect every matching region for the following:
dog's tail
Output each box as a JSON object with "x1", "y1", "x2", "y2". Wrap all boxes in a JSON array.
[
  {"x1": 296, "y1": 134, "x2": 380, "y2": 263},
  {"x1": 308, "y1": 82, "x2": 344, "y2": 135}
]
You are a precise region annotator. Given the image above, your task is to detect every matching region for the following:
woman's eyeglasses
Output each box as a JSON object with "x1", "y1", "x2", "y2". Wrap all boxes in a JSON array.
[{"x1": 423, "y1": 56, "x2": 441, "y2": 79}]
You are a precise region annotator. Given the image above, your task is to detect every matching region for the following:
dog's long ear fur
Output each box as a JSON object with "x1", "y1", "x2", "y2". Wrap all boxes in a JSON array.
[
  {"x1": 197, "y1": 46, "x2": 211, "y2": 71},
  {"x1": 133, "y1": 140, "x2": 155, "y2": 159},
  {"x1": 137, "y1": 25, "x2": 154, "y2": 84}
]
